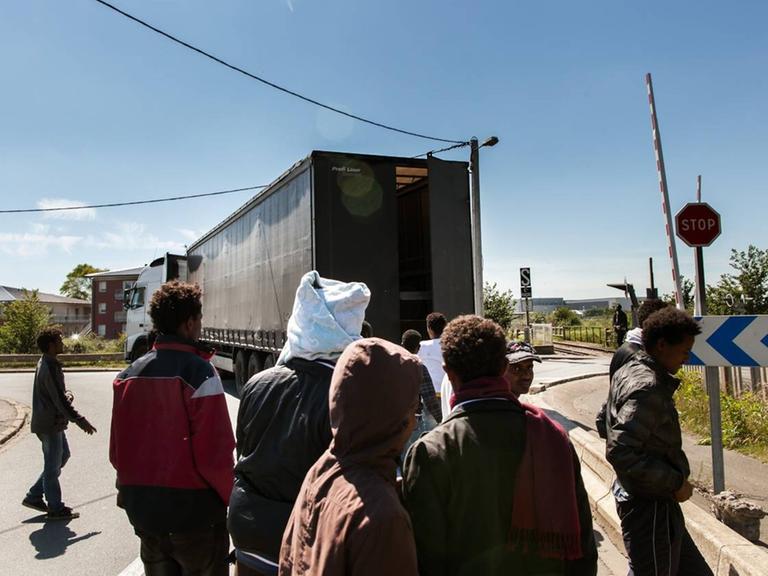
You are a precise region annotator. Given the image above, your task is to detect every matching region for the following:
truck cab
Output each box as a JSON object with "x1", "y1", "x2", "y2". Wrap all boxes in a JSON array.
[{"x1": 123, "y1": 253, "x2": 187, "y2": 361}]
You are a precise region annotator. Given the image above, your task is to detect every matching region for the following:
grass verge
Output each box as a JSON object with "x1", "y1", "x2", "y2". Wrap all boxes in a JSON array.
[{"x1": 675, "y1": 370, "x2": 768, "y2": 463}]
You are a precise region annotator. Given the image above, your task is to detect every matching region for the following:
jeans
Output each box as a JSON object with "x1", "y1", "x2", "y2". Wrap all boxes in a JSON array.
[
  {"x1": 138, "y1": 523, "x2": 230, "y2": 576},
  {"x1": 27, "y1": 431, "x2": 70, "y2": 512},
  {"x1": 616, "y1": 496, "x2": 713, "y2": 576}
]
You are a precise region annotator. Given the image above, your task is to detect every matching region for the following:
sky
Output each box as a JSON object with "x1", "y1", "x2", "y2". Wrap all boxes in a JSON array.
[{"x1": 1, "y1": 0, "x2": 766, "y2": 301}]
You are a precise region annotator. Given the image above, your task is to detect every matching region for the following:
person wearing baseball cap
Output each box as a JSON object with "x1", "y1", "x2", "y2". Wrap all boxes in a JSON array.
[{"x1": 503, "y1": 341, "x2": 541, "y2": 398}]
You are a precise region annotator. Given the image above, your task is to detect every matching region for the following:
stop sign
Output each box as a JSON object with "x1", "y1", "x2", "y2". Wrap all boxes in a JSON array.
[{"x1": 675, "y1": 202, "x2": 721, "y2": 247}]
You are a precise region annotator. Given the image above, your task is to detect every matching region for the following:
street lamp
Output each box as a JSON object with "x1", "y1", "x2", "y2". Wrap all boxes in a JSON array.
[{"x1": 469, "y1": 135, "x2": 499, "y2": 316}]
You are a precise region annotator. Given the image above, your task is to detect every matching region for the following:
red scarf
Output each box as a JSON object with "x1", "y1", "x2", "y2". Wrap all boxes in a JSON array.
[{"x1": 450, "y1": 376, "x2": 582, "y2": 560}]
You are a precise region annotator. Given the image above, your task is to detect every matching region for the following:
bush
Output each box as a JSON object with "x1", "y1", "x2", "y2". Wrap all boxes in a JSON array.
[
  {"x1": 551, "y1": 307, "x2": 582, "y2": 327},
  {"x1": 0, "y1": 291, "x2": 51, "y2": 353},
  {"x1": 63, "y1": 333, "x2": 125, "y2": 354},
  {"x1": 675, "y1": 370, "x2": 768, "y2": 460}
]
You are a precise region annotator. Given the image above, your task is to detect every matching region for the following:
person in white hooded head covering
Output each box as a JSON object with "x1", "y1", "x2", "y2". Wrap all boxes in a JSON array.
[{"x1": 229, "y1": 271, "x2": 370, "y2": 576}]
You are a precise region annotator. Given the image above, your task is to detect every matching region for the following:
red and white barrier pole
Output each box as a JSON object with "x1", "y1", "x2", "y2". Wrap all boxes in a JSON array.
[{"x1": 646, "y1": 73, "x2": 684, "y2": 309}]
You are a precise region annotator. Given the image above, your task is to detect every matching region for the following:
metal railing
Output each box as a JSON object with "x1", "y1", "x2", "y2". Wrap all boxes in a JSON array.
[
  {"x1": 683, "y1": 365, "x2": 768, "y2": 402},
  {"x1": 552, "y1": 325, "x2": 613, "y2": 347}
]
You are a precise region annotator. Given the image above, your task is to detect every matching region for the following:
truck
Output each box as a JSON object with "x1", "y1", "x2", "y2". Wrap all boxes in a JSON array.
[
  {"x1": 127, "y1": 150, "x2": 476, "y2": 394},
  {"x1": 123, "y1": 253, "x2": 188, "y2": 361}
]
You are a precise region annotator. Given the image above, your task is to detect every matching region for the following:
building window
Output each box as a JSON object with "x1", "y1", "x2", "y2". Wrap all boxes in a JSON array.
[
  {"x1": 123, "y1": 280, "x2": 134, "y2": 290},
  {"x1": 98, "y1": 324, "x2": 106, "y2": 336},
  {"x1": 99, "y1": 281, "x2": 107, "y2": 293},
  {"x1": 114, "y1": 311, "x2": 126, "y2": 323},
  {"x1": 98, "y1": 302, "x2": 107, "y2": 314}
]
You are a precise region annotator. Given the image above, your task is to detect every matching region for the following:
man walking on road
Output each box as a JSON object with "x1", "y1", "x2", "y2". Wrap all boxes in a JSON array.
[
  {"x1": 403, "y1": 315, "x2": 597, "y2": 576},
  {"x1": 605, "y1": 307, "x2": 712, "y2": 575},
  {"x1": 110, "y1": 281, "x2": 235, "y2": 576},
  {"x1": 23, "y1": 327, "x2": 97, "y2": 521}
]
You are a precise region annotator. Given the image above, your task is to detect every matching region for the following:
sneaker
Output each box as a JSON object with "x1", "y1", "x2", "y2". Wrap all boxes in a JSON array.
[
  {"x1": 46, "y1": 506, "x2": 79, "y2": 521},
  {"x1": 21, "y1": 497, "x2": 48, "y2": 513}
]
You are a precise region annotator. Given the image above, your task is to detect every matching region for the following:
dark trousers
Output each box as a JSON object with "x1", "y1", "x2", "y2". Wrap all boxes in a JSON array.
[
  {"x1": 27, "y1": 431, "x2": 71, "y2": 512},
  {"x1": 138, "y1": 523, "x2": 230, "y2": 576},
  {"x1": 616, "y1": 497, "x2": 713, "y2": 576}
]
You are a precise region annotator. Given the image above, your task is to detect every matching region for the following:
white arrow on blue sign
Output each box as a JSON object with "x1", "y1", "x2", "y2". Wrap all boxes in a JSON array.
[{"x1": 688, "y1": 315, "x2": 768, "y2": 367}]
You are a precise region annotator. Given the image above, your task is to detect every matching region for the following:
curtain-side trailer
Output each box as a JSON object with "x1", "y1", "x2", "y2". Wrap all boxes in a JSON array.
[{"x1": 186, "y1": 150, "x2": 475, "y2": 393}]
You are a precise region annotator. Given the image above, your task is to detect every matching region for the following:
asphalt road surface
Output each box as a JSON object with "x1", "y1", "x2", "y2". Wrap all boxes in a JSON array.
[
  {"x1": 0, "y1": 370, "x2": 239, "y2": 576},
  {"x1": 1, "y1": 361, "x2": 630, "y2": 575}
]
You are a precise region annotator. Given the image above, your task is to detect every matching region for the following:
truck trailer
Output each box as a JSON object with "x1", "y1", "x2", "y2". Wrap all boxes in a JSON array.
[{"x1": 129, "y1": 150, "x2": 476, "y2": 393}]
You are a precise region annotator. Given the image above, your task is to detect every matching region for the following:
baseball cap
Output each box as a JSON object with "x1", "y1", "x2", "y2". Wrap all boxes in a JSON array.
[{"x1": 505, "y1": 341, "x2": 541, "y2": 364}]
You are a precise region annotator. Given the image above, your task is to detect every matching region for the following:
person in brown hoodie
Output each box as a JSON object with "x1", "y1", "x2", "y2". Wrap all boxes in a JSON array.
[{"x1": 279, "y1": 338, "x2": 421, "y2": 576}]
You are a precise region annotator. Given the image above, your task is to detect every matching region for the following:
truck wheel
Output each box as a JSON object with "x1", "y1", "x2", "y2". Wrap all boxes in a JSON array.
[
  {"x1": 247, "y1": 353, "x2": 262, "y2": 380},
  {"x1": 234, "y1": 351, "x2": 249, "y2": 397},
  {"x1": 131, "y1": 340, "x2": 148, "y2": 362},
  {"x1": 263, "y1": 354, "x2": 276, "y2": 370}
]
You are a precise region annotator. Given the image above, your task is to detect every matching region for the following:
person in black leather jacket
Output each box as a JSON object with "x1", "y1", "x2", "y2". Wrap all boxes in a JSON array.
[
  {"x1": 596, "y1": 299, "x2": 670, "y2": 438},
  {"x1": 605, "y1": 307, "x2": 712, "y2": 575}
]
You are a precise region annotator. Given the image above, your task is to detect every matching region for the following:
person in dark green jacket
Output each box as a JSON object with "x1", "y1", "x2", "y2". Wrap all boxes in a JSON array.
[{"x1": 403, "y1": 315, "x2": 597, "y2": 576}]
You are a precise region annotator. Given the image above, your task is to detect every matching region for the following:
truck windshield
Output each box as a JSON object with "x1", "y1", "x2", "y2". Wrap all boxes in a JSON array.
[{"x1": 129, "y1": 286, "x2": 145, "y2": 310}]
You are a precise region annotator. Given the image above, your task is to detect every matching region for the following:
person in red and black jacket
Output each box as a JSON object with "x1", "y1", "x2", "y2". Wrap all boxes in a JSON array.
[{"x1": 110, "y1": 281, "x2": 235, "y2": 576}]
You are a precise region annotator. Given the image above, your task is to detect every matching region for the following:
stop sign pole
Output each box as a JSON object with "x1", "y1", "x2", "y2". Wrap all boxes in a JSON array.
[{"x1": 676, "y1": 176, "x2": 726, "y2": 494}]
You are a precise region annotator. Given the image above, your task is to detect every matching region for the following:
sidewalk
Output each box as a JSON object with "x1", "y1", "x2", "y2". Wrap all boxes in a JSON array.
[{"x1": 0, "y1": 397, "x2": 28, "y2": 446}]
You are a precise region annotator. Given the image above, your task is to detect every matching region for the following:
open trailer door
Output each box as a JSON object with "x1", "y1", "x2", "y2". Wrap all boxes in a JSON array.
[{"x1": 427, "y1": 156, "x2": 475, "y2": 319}]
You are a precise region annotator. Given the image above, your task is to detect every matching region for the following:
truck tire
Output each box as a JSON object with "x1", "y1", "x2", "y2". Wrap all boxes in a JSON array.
[
  {"x1": 247, "y1": 353, "x2": 262, "y2": 380},
  {"x1": 130, "y1": 338, "x2": 148, "y2": 362},
  {"x1": 234, "y1": 351, "x2": 249, "y2": 397}
]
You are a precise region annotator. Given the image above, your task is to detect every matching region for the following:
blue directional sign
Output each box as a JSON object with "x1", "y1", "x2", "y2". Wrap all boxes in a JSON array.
[{"x1": 687, "y1": 315, "x2": 768, "y2": 367}]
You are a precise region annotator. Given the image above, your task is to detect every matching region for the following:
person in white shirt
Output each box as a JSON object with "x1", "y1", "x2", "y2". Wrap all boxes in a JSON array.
[{"x1": 417, "y1": 312, "x2": 447, "y2": 395}]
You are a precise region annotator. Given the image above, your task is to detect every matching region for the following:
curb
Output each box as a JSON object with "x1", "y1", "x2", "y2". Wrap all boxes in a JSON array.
[
  {"x1": 529, "y1": 371, "x2": 608, "y2": 394},
  {"x1": 0, "y1": 399, "x2": 29, "y2": 446}
]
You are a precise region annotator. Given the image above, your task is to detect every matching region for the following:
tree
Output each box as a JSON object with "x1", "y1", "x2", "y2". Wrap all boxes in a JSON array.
[
  {"x1": 707, "y1": 245, "x2": 768, "y2": 314},
  {"x1": 60, "y1": 263, "x2": 107, "y2": 300},
  {"x1": 0, "y1": 290, "x2": 52, "y2": 353},
  {"x1": 483, "y1": 282, "x2": 516, "y2": 330},
  {"x1": 662, "y1": 276, "x2": 695, "y2": 312},
  {"x1": 550, "y1": 307, "x2": 582, "y2": 327}
]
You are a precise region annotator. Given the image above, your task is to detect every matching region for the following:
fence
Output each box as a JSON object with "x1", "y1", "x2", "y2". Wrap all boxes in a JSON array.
[
  {"x1": 552, "y1": 325, "x2": 614, "y2": 347},
  {"x1": 683, "y1": 365, "x2": 768, "y2": 402}
]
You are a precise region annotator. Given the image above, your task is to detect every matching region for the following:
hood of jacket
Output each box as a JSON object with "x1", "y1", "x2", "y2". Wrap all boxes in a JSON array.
[{"x1": 329, "y1": 338, "x2": 421, "y2": 469}]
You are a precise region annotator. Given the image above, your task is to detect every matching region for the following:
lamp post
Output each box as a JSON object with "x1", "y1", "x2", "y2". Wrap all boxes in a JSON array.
[{"x1": 469, "y1": 135, "x2": 499, "y2": 316}]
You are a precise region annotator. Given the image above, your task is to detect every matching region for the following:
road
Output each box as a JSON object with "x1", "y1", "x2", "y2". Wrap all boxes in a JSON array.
[
  {"x1": 1, "y1": 358, "x2": 629, "y2": 575},
  {"x1": 0, "y1": 370, "x2": 240, "y2": 576}
]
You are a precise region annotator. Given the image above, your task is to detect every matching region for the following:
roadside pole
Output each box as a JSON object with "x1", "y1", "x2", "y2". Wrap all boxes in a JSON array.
[
  {"x1": 470, "y1": 138, "x2": 483, "y2": 316},
  {"x1": 520, "y1": 268, "x2": 532, "y2": 342},
  {"x1": 692, "y1": 175, "x2": 725, "y2": 493}
]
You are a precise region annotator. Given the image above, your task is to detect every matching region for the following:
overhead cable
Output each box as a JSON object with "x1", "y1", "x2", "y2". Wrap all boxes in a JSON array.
[
  {"x1": 412, "y1": 141, "x2": 470, "y2": 158},
  {"x1": 92, "y1": 0, "x2": 465, "y2": 144},
  {"x1": 0, "y1": 185, "x2": 266, "y2": 214}
]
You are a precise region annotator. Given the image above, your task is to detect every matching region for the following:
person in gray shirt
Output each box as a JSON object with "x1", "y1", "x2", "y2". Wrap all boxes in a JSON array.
[{"x1": 23, "y1": 327, "x2": 96, "y2": 520}]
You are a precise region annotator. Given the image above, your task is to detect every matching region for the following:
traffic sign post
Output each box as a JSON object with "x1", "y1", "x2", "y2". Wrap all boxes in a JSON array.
[
  {"x1": 677, "y1": 185, "x2": 728, "y2": 491},
  {"x1": 520, "y1": 268, "x2": 532, "y2": 341}
]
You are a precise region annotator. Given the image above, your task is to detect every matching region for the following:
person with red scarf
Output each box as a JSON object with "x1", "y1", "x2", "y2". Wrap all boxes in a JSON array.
[{"x1": 402, "y1": 315, "x2": 597, "y2": 576}]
